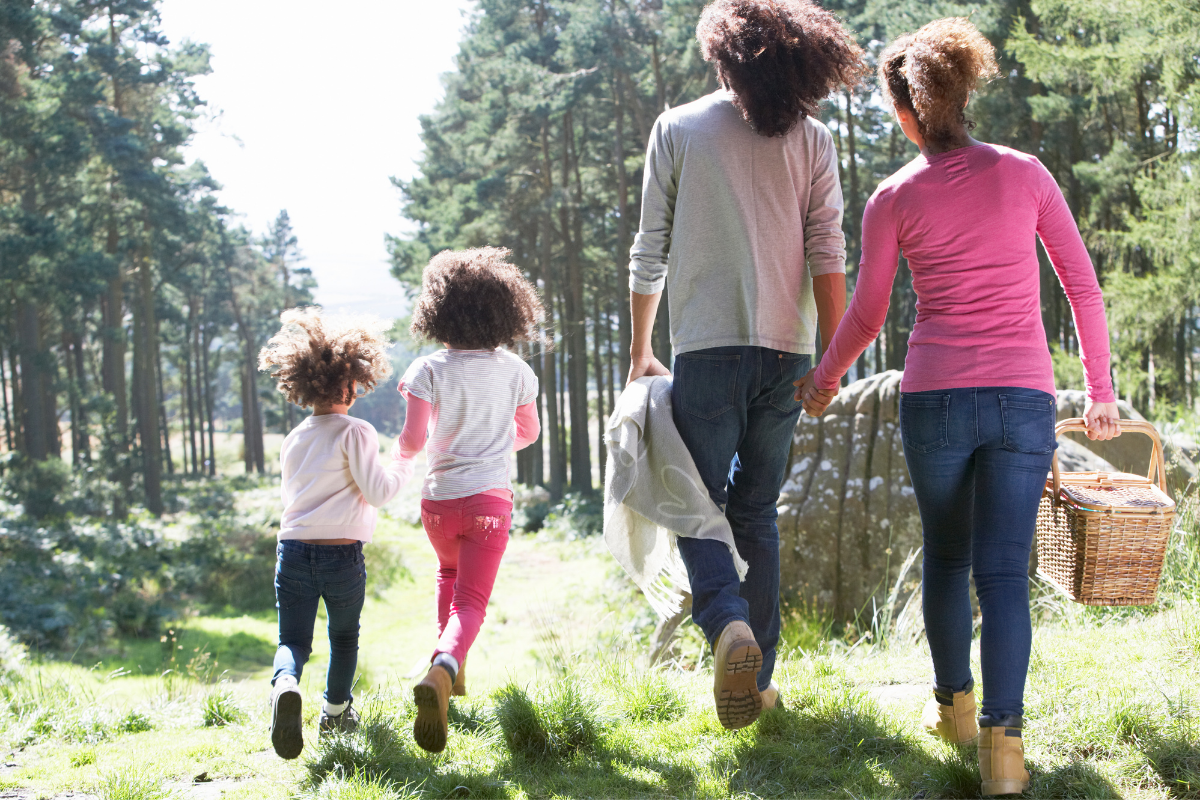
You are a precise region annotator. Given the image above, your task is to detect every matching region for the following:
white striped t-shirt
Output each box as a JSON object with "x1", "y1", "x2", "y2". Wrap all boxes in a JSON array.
[{"x1": 399, "y1": 348, "x2": 538, "y2": 500}]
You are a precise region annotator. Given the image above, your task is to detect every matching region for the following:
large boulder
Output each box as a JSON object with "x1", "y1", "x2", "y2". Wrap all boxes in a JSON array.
[
  {"x1": 1055, "y1": 391, "x2": 1196, "y2": 496},
  {"x1": 778, "y1": 373, "x2": 1133, "y2": 622}
]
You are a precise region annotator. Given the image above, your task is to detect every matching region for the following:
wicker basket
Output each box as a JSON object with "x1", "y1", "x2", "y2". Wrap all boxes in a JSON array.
[{"x1": 1035, "y1": 418, "x2": 1175, "y2": 606}]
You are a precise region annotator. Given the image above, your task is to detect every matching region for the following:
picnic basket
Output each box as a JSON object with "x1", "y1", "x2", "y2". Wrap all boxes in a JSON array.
[{"x1": 1035, "y1": 418, "x2": 1175, "y2": 606}]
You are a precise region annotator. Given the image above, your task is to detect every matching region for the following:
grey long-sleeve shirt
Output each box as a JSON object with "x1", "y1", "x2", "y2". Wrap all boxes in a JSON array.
[{"x1": 629, "y1": 90, "x2": 847, "y2": 355}]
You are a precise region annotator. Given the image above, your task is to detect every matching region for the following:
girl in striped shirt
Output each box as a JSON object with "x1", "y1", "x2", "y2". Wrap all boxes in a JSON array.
[{"x1": 397, "y1": 247, "x2": 544, "y2": 753}]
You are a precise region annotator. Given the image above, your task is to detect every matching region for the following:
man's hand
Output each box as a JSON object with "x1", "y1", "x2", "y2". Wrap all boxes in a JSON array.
[
  {"x1": 794, "y1": 367, "x2": 838, "y2": 417},
  {"x1": 1083, "y1": 400, "x2": 1122, "y2": 441},
  {"x1": 627, "y1": 353, "x2": 671, "y2": 386}
]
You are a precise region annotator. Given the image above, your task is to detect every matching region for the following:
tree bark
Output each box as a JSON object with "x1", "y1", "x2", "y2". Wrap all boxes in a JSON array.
[
  {"x1": 134, "y1": 231, "x2": 163, "y2": 515},
  {"x1": 540, "y1": 122, "x2": 566, "y2": 500},
  {"x1": 613, "y1": 74, "x2": 633, "y2": 382},
  {"x1": 561, "y1": 112, "x2": 591, "y2": 493}
]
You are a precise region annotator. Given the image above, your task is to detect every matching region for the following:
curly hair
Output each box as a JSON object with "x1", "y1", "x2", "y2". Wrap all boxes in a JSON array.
[
  {"x1": 696, "y1": 0, "x2": 866, "y2": 138},
  {"x1": 258, "y1": 308, "x2": 393, "y2": 408},
  {"x1": 880, "y1": 18, "x2": 998, "y2": 148},
  {"x1": 410, "y1": 247, "x2": 545, "y2": 351}
]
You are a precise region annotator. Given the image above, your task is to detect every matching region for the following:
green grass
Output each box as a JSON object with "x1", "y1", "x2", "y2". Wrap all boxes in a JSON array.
[{"x1": 0, "y1": 474, "x2": 1198, "y2": 798}]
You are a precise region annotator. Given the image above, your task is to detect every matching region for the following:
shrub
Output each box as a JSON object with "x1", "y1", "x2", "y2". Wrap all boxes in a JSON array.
[{"x1": 539, "y1": 492, "x2": 603, "y2": 540}]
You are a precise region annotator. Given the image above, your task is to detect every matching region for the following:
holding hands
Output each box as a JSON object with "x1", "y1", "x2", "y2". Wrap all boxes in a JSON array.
[{"x1": 793, "y1": 367, "x2": 838, "y2": 417}]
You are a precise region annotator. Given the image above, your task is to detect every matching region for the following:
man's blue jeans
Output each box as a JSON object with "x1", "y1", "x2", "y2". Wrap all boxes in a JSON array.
[
  {"x1": 671, "y1": 346, "x2": 810, "y2": 691},
  {"x1": 901, "y1": 387, "x2": 1055, "y2": 721},
  {"x1": 272, "y1": 540, "x2": 367, "y2": 705}
]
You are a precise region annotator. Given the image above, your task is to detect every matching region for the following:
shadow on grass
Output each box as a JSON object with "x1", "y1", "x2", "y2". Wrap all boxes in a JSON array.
[
  {"x1": 1146, "y1": 734, "x2": 1200, "y2": 799},
  {"x1": 1028, "y1": 760, "x2": 1121, "y2": 799},
  {"x1": 93, "y1": 626, "x2": 276, "y2": 679}
]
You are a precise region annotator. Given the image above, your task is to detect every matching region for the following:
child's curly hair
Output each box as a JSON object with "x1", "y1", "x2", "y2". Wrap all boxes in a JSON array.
[
  {"x1": 410, "y1": 247, "x2": 545, "y2": 350},
  {"x1": 880, "y1": 18, "x2": 998, "y2": 148},
  {"x1": 696, "y1": 0, "x2": 867, "y2": 138},
  {"x1": 258, "y1": 308, "x2": 393, "y2": 408}
]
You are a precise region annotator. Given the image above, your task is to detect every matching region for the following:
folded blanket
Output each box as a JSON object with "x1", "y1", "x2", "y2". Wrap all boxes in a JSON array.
[{"x1": 603, "y1": 376, "x2": 748, "y2": 619}]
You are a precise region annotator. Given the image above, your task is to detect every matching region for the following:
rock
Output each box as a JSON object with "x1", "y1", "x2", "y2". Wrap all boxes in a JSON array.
[
  {"x1": 778, "y1": 373, "x2": 1155, "y2": 622},
  {"x1": 779, "y1": 371, "x2": 922, "y2": 621},
  {"x1": 1055, "y1": 391, "x2": 1196, "y2": 496}
]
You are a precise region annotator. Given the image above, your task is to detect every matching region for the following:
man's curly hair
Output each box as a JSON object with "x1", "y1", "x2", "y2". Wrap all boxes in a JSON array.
[
  {"x1": 258, "y1": 308, "x2": 393, "y2": 408},
  {"x1": 880, "y1": 18, "x2": 998, "y2": 149},
  {"x1": 410, "y1": 247, "x2": 545, "y2": 351},
  {"x1": 697, "y1": 0, "x2": 866, "y2": 138}
]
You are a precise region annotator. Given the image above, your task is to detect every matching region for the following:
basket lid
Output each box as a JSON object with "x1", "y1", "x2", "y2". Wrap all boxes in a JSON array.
[{"x1": 1056, "y1": 474, "x2": 1175, "y2": 512}]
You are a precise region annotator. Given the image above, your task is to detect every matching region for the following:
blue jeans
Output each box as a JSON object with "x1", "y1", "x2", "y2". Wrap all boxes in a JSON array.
[
  {"x1": 901, "y1": 387, "x2": 1055, "y2": 721},
  {"x1": 671, "y1": 346, "x2": 810, "y2": 691},
  {"x1": 272, "y1": 540, "x2": 367, "y2": 705}
]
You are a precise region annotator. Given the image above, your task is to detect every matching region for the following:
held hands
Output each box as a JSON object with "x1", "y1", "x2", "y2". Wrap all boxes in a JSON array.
[
  {"x1": 1083, "y1": 400, "x2": 1122, "y2": 441},
  {"x1": 794, "y1": 367, "x2": 839, "y2": 417},
  {"x1": 627, "y1": 352, "x2": 671, "y2": 386}
]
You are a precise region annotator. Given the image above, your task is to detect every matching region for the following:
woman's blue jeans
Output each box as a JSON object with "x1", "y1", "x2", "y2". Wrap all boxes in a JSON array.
[
  {"x1": 671, "y1": 346, "x2": 810, "y2": 692},
  {"x1": 901, "y1": 387, "x2": 1055, "y2": 721},
  {"x1": 272, "y1": 540, "x2": 367, "y2": 705}
]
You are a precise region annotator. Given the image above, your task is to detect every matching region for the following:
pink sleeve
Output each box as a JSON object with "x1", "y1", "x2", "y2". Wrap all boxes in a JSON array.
[
  {"x1": 398, "y1": 394, "x2": 432, "y2": 458},
  {"x1": 513, "y1": 401, "x2": 540, "y2": 451},
  {"x1": 1036, "y1": 169, "x2": 1116, "y2": 403},
  {"x1": 813, "y1": 193, "x2": 901, "y2": 390}
]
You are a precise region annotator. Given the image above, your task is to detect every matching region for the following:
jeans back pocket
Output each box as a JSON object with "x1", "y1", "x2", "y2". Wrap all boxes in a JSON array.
[
  {"x1": 677, "y1": 353, "x2": 740, "y2": 420},
  {"x1": 999, "y1": 392, "x2": 1056, "y2": 454},
  {"x1": 900, "y1": 393, "x2": 950, "y2": 454}
]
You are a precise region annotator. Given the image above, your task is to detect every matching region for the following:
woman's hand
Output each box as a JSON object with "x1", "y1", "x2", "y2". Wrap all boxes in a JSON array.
[
  {"x1": 794, "y1": 367, "x2": 839, "y2": 417},
  {"x1": 1083, "y1": 400, "x2": 1122, "y2": 441},
  {"x1": 627, "y1": 353, "x2": 671, "y2": 386}
]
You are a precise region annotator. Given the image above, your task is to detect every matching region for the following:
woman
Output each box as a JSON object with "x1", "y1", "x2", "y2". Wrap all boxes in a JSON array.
[
  {"x1": 796, "y1": 18, "x2": 1120, "y2": 796},
  {"x1": 627, "y1": 0, "x2": 864, "y2": 730}
]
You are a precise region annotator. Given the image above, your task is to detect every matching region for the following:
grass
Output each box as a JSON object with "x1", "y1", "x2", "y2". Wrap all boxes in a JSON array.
[{"x1": 0, "y1": 473, "x2": 1197, "y2": 798}]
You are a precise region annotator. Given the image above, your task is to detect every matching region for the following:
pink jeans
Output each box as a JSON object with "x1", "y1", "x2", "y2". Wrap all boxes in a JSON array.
[{"x1": 420, "y1": 493, "x2": 512, "y2": 665}]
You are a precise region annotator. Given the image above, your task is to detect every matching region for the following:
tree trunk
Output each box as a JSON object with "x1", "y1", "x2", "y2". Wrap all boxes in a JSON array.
[
  {"x1": 560, "y1": 112, "x2": 591, "y2": 493},
  {"x1": 613, "y1": 75, "x2": 633, "y2": 383},
  {"x1": 540, "y1": 123, "x2": 565, "y2": 500},
  {"x1": 593, "y1": 290, "x2": 606, "y2": 489},
  {"x1": 1, "y1": 342, "x2": 13, "y2": 452},
  {"x1": 156, "y1": 320, "x2": 173, "y2": 477},
  {"x1": 134, "y1": 232, "x2": 163, "y2": 515},
  {"x1": 201, "y1": 311, "x2": 216, "y2": 476},
  {"x1": 16, "y1": 301, "x2": 49, "y2": 461}
]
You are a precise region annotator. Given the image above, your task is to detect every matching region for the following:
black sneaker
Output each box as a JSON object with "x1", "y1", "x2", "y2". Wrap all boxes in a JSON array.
[
  {"x1": 270, "y1": 681, "x2": 304, "y2": 759},
  {"x1": 319, "y1": 701, "x2": 359, "y2": 736}
]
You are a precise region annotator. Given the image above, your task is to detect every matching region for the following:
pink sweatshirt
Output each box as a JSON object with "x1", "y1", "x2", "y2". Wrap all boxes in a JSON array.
[{"x1": 814, "y1": 144, "x2": 1114, "y2": 403}]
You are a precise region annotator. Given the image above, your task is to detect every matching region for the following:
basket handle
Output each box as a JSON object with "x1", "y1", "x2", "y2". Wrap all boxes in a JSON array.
[{"x1": 1051, "y1": 417, "x2": 1167, "y2": 497}]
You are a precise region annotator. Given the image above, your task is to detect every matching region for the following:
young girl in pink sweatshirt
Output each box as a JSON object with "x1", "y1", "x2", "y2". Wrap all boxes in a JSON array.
[
  {"x1": 395, "y1": 247, "x2": 543, "y2": 754},
  {"x1": 258, "y1": 309, "x2": 411, "y2": 760}
]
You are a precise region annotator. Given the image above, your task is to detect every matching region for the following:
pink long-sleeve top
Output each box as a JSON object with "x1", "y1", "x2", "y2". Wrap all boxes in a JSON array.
[{"x1": 814, "y1": 144, "x2": 1115, "y2": 402}]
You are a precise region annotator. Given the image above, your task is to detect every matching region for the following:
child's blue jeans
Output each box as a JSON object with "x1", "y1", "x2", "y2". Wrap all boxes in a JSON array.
[
  {"x1": 272, "y1": 540, "x2": 366, "y2": 705},
  {"x1": 901, "y1": 386, "x2": 1055, "y2": 721},
  {"x1": 670, "y1": 346, "x2": 811, "y2": 692}
]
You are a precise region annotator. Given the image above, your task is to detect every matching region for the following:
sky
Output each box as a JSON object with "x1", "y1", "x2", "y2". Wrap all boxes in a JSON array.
[{"x1": 157, "y1": 0, "x2": 476, "y2": 320}]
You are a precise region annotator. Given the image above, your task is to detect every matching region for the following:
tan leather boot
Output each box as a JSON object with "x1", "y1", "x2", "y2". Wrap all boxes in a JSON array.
[
  {"x1": 412, "y1": 665, "x2": 452, "y2": 753},
  {"x1": 451, "y1": 659, "x2": 467, "y2": 697},
  {"x1": 761, "y1": 680, "x2": 783, "y2": 711},
  {"x1": 978, "y1": 718, "x2": 1030, "y2": 796},
  {"x1": 921, "y1": 682, "x2": 978, "y2": 744},
  {"x1": 712, "y1": 620, "x2": 762, "y2": 730}
]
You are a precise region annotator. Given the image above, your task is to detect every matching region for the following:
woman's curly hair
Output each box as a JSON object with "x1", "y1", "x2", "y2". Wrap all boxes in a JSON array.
[
  {"x1": 410, "y1": 247, "x2": 545, "y2": 351},
  {"x1": 696, "y1": 0, "x2": 867, "y2": 138},
  {"x1": 880, "y1": 18, "x2": 998, "y2": 148},
  {"x1": 258, "y1": 308, "x2": 393, "y2": 408}
]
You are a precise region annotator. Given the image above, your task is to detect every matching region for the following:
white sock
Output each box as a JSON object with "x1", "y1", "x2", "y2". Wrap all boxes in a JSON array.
[
  {"x1": 323, "y1": 700, "x2": 348, "y2": 717},
  {"x1": 433, "y1": 653, "x2": 460, "y2": 677}
]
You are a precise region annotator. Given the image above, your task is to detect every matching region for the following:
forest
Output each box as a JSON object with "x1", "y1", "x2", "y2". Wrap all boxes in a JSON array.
[
  {"x1": 1, "y1": 0, "x2": 1197, "y2": 510},
  {"x1": 395, "y1": 0, "x2": 1200, "y2": 500},
  {"x1": 0, "y1": 1, "x2": 321, "y2": 520}
]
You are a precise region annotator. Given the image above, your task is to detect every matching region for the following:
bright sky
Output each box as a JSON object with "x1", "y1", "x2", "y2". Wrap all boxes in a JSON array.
[{"x1": 158, "y1": 0, "x2": 476, "y2": 320}]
